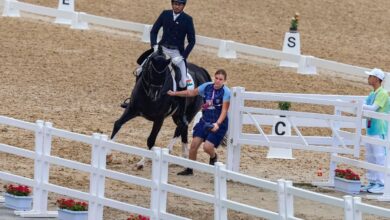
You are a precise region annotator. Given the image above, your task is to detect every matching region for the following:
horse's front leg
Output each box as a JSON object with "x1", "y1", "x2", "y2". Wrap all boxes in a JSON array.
[
  {"x1": 111, "y1": 106, "x2": 138, "y2": 140},
  {"x1": 108, "y1": 106, "x2": 138, "y2": 164},
  {"x1": 135, "y1": 118, "x2": 164, "y2": 170}
]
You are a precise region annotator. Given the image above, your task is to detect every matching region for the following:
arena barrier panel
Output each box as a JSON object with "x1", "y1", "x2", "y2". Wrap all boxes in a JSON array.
[
  {"x1": 226, "y1": 87, "x2": 390, "y2": 201},
  {"x1": 1, "y1": 115, "x2": 390, "y2": 219},
  {"x1": 3, "y1": 0, "x2": 390, "y2": 79}
]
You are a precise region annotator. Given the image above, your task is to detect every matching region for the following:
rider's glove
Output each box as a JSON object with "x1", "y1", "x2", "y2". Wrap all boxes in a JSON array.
[
  {"x1": 172, "y1": 56, "x2": 184, "y2": 65},
  {"x1": 153, "y1": 45, "x2": 158, "y2": 52}
]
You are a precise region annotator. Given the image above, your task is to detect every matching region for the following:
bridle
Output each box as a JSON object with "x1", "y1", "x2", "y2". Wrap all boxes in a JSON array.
[{"x1": 141, "y1": 53, "x2": 170, "y2": 101}]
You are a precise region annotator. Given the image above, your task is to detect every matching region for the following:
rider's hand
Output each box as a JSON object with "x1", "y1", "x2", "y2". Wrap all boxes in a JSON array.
[
  {"x1": 153, "y1": 45, "x2": 158, "y2": 52},
  {"x1": 172, "y1": 56, "x2": 184, "y2": 65}
]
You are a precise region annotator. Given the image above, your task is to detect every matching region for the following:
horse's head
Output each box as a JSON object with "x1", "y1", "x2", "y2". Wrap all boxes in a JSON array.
[
  {"x1": 142, "y1": 47, "x2": 171, "y2": 101},
  {"x1": 149, "y1": 47, "x2": 171, "y2": 73}
]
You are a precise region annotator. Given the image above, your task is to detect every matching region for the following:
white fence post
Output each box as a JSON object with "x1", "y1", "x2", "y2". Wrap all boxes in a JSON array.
[
  {"x1": 150, "y1": 147, "x2": 162, "y2": 219},
  {"x1": 352, "y1": 197, "x2": 362, "y2": 220},
  {"x1": 297, "y1": 55, "x2": 316, "y2": 75},
  {"x1": 329, "y1": 108, "x2": 342, "y2": 186},
  {"x1": 354, "y1": 100, "x2": 364, "y2": 158},
  {"x1": 343, "y1": 195, "x2": 354, "y2": 220},
  {"x1": 17, "y1": 121, "x2": 57, "y2": 218},
  {"x1": 88, "y1": 133, "x2": 100, "y2": 220},
  {"x1": 71, "y1": 12, "x2": 89, "y2": 30},
  {"x1": 55, "y1": 0, "x2": 74, "y2": 25},
  {"x1": 226, "y1": 87, "x2": 244, "y2": 172},
  {"x1": 217, "y1": 40, "x2": 237, "y2": 59},
  {"x1": 141, "y1": 25, "x2": 152, "y2": 43},
  {"x1": 284, "y1": 180, "x2": 294, "y2": 219},
  {"x1": 277, "y1": 179, "x2": 287, "y2": 220},
  {"x1": 31, "y1": 120, "x2": 44, "y2": 214},
  {"x1": 96, "y1": 134, "x2": 108, "y2": 220},
  {"x1": 214, "y1": 162, "x2": 227, "y2": 220},
  {"x1": 2, "y1": 0, "x2": 20, "y2": 17},
  {"x1": 159, "y1": 148, "x2": 169, "y2": 217}
]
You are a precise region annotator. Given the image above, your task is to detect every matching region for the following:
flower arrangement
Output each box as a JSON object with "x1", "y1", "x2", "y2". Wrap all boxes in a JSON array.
[
  {"x1": 278, "y1": 101, "x2": 291, "y2": 111},
  {"x1": 127, "y1": 214, "x2": 150, "y2": 220},
  {"x1": 56, "y1": 198, "x2": 88, "y2": 211},
  {"x1": 3, "y1": 184, "x2": 31, "y2": 196},
  {"x1": 289, "y1": 12, "x2": 300, "y2": 32},
  {"x1": 335, "y1": 168, "x2": 360, "y2": 181}
]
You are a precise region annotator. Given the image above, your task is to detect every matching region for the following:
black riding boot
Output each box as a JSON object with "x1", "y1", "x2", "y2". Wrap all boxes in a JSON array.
[{"x1": 178, "y1": 96, "x2": 188, "y2": 126}]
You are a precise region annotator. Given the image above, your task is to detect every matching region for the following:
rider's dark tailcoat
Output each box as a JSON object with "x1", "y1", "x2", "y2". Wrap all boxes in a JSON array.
[{"x1": 150, "y1": 10, "x2": 196, "y2": 59}]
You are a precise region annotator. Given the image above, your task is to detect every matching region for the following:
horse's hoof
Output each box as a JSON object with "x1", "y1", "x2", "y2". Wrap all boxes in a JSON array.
[{"x1": 133, "y1": 164, "x2": 144, "y2": 170}]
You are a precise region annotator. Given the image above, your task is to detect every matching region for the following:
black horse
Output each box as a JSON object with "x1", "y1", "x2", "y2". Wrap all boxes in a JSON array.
[{"x1": 110, "y1": 48, "x2": 211, "y2": 168}]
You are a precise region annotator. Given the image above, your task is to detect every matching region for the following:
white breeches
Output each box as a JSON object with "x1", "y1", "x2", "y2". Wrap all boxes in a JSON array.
[
  {"x1": 365, "y1": 134, "x2": 386, "y2": 185},
  {"x1": 162, "y1": 46, "x2": 187, "y2": 88}
]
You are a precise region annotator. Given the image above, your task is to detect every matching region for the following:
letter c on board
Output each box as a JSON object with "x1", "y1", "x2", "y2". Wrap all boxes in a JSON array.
[{"x1": 275, "y1": 121, "x2": 286, "y2": 135}]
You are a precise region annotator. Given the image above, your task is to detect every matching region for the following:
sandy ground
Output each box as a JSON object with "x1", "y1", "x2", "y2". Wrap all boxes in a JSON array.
[{"x1": 0, "y1": 1, "x2": 390, "y2": 219}]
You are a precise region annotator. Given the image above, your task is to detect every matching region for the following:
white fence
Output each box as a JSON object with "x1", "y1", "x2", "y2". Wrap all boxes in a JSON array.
[
  {"x1": 1, "y1": 115, "x2": 390, "y2": 219},
  {"x1": 2, "y1": 0, "x2": 390, "y2": 80},
  {"x1": 226, "y1": 87, "x2": 390, "y2": 201}
]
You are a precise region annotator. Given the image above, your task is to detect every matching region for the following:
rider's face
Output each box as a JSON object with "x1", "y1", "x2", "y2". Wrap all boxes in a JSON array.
[{"x1": 172, "y1": 2, "x2": 185, "y2": 14}]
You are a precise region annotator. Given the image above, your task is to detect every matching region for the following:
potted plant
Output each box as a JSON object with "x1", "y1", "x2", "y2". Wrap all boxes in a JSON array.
[
  {"x1": 278, "y1": 101, "x2": 291, "y2": 111},
  {"x1": 3, "y1": 184, "x2": 33, "y2": 211},
  {"x1": 334, "y1": 168, "x2": 361, "y2": 194},
  {"x1": 57, "y1": 198, "x2": 88, "y2": 220},
  {"x1": 127, "y1": 214, "x2": 150, "y2": 220},
  {"x1": 289, "y1": 12, "x2": 300, "y2": 32}
]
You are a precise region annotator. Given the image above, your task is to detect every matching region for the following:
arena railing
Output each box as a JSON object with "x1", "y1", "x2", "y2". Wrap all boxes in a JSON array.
[
  {"x1": 227, "y1": 86, "x2": 390, "y2": 202},
  {"x1": 2, "y1": 0, "x2": 389, "y2": 81},
  {"x1": 1, "y1": 115, "x2": 390, "y2": 219}
]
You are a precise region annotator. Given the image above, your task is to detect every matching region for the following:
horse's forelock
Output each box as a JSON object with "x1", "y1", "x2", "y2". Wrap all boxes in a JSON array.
[{"x1": 150, "y1": 53, "x2": 170, "y2": 73}]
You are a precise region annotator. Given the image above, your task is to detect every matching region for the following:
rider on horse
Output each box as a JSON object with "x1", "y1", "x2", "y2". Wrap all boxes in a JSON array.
[{"x1": 122, "y1": 0, "x2": 196, "y2": 125}]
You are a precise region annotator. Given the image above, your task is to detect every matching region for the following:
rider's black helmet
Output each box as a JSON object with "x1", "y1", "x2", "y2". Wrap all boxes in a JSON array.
[{"x1": 172, "y1": 0, "x2": 186, "y2": 5}]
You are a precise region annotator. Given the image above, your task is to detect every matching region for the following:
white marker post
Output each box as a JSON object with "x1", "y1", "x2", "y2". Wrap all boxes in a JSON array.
[
  {"x1": 55, "y1": 0, "x2": 74, "y2": 25},
  {"x1": 266, "y1": 116, "x2": 294, "y2": 159},
  {"x1": 279, "y1": 32, "x2": 301, "y2": 68}
]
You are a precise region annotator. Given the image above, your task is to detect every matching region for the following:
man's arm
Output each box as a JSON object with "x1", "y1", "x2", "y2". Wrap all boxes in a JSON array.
[
  {"x1": 150, "y1": 12, "x2": 164, "y2": 47},
  {"x1": 182, "y1": 17, "x2": 196, "y2": 59}
]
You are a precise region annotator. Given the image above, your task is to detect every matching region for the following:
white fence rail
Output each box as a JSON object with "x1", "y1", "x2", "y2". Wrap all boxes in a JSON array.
[
  {"x1": 2, "y1": 0, "x2": 390, "y2": 80},
  {"x1": 226, "y1": 87, "x2": 390, "y2": 202},
  {"x1": 1, "y1": 115, "x2": 390, "y2": 219}
]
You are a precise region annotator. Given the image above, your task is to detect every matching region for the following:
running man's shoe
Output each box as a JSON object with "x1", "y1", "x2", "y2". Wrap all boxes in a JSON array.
[
  {"x1": 368, "y1": 183, "x2": 384, "y2": 194},
  {"x1": 360, "y1": 182, "x2": 376, "y2": 192}
]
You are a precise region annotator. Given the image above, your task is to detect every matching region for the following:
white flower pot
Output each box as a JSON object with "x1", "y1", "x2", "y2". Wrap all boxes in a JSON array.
[
  {"x1": 334, "y1": 177, "x2": 361, "y2": 194},
  {"x1": 58, "y1": 209, "x2": 88, "y2": 220},
  {"x1": 4, "y1": 193, "x2": 33, "y2": 211}
]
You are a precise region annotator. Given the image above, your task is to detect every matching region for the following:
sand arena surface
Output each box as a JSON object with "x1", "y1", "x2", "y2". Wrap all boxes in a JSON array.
[{"x1": 0, "y1": 0, "x2": 390, "y2": 219}]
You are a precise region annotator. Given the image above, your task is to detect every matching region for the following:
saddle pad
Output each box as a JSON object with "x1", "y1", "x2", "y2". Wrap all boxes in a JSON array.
[{"x1": 186, "y1": 71, "x2": 195, "y2": 90}]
